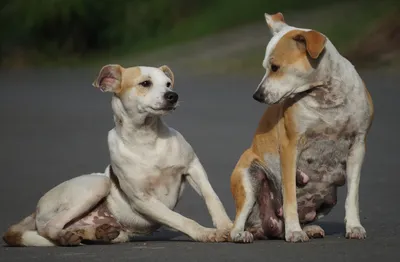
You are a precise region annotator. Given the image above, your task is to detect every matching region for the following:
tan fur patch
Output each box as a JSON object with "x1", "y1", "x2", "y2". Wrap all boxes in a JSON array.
[
  {"x1": 3, "y1": 230, "x2": 22, "y2": 246},
  {"x1": 271, "y1": 12, "x2": 285, "y2": 23},
  {"x1": 118, "y1": 67, "x2": 147, "y2": 97},
  {"x1": 267, "y1": 30, "x2": 312, "y2": 79},
  {"x1": 267, "y1": 30, "x2": 326, "y2": 79},
  {"x1": 231, "y1": 167, "x2": 246, "y2": 215},
  {"x1": 159, "y1": 65, "x2": 175, "y2": 88},
  {"x1": 362, "y1": 80, "x2": 374, "y2": 133},
  {"x1": 279, "y1": 102, "x2": 301, "y2": 219}
]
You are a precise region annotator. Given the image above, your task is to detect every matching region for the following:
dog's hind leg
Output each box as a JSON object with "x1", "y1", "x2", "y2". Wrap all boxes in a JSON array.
[
  {"x1": 230, "y1": 162, "x2": 257, "y2": 243},
  {"x1": 230, "y1": 149, "x2": 282, "y2": 243},
  {"x1": 35, "y1": 173, "x2": 111, "y2": 246}
]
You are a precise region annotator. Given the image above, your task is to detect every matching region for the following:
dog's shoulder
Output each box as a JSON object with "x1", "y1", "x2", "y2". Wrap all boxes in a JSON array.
[{"x1": 162, "y1": 126, "x2": 196, "y2": 158}]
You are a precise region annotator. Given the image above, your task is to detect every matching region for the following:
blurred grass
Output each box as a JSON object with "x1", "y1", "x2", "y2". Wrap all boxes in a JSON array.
[
  {"x1": 190, "y1": 0, "x2": 400, "y2": 76},
  {"x1": 0, "y1": 0, "x2": 349, "y2": 68}
]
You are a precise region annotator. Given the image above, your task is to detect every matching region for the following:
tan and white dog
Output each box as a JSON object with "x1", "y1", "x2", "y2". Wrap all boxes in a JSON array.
[
  {"x1": 230, "y1": 13, "x2": 374, "y2": 243},
  {"x1": 3, "y1": 65, "x2": 232, "y2": 247}
]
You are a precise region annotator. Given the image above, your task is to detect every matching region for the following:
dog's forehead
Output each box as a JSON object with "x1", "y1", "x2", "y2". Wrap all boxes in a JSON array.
[
  {"x1": 263, "y1": 26, "x2": 311, "y2": 67},
  {"x1": 138, "y1": 66, "x2": 169, "y2": 81}
]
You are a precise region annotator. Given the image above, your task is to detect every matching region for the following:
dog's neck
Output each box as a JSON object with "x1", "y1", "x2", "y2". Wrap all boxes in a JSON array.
[
  {"x1": 295, "y1": 40, "x2": 362, "y2": 110},
  {"x1": 111, "y1": 95, "x2": 165, "y2": 146},
  {"x1": 315, "y1": 40, "x2": 359, "y2": 90}
]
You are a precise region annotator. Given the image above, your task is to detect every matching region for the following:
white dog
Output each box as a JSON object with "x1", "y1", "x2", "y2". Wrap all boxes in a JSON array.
[
  {"x1": 229, "y1": 12, "x2": 373, "y2": 243},
  {"x1": 3, "y1": 65, "x2": 232, "y2": 246}
]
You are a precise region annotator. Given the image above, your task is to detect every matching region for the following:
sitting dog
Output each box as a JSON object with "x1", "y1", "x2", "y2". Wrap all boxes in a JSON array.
[
  {"x1": 3, "y1": 65, "x2": 232, "y2": 246},
  {"x1": 229, "y1": 12, "x2": 374, "y2": 243}
]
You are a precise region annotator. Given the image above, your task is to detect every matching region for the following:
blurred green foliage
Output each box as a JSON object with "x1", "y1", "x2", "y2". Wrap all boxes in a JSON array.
[{"x1": 0, "y1": 0, "x2": 346, "y2": 65}]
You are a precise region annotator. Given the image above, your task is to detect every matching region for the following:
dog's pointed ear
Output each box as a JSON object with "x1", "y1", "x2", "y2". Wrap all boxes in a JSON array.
[
  {"x1": 265, "y1": 12, "x2": 286, "y2": 35},
  {"x1": 159, "y1": 65, "x2": 174, "y2": 87},
  {"x1": 293, "y1": 30, "x2": 327, "y2": 59},
  {"x1": 92, "y1": 64, "x2": 123, "y2": 93}
]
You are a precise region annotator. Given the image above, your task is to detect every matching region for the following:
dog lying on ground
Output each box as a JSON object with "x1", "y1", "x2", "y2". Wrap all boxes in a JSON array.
[
  {"x1": 3, "y1": 65, "x2": 233, "y2": 246},
  {"x1": 229, "y1": 12, "x2": 374, "y2": 243}
]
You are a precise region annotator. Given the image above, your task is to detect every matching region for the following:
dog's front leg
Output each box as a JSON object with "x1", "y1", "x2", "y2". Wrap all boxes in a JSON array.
[
  {"x1": 281, "y1": 140, "x2": 309, "y2": 242},
  {"x1": 127, "y1": 194, "x2": 228, "y2": 242},
  {"x1": 344, "y1": 134, "x2": 367, "y2": 239},
  {"x1": 186, "y1": 156, "x2": 233, "y2": 230}
]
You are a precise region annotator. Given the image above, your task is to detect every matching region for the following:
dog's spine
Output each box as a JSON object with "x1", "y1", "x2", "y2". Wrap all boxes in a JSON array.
[{"x1": 3, "y1": 213, "x2": 55, "y2": 247}]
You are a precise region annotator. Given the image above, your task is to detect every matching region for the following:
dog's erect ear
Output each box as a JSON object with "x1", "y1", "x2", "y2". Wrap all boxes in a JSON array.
[
  {"x1": 293, "y1": 30, "x2": 327, "y2": 59},
  {"x1": 265, "y1": 12, "x2": 286, "y2": 35},
  {"x1": 159, "y1": 65, "x2": 174, "y2": 87},
  {"x1": 92, "y1": 64, "x2": 123, "y2": 93}
]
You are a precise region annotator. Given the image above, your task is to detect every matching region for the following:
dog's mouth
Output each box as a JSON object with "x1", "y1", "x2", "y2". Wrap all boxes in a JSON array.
[{"x1": 149, "y1": 104, "x2": 178, "y2": 112}]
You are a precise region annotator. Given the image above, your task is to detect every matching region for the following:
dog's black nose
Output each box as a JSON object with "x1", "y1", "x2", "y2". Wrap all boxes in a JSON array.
[
  {"x1": 253, "y1": 91, "x2": 265, "y2": 102},
  {"x1": 164, "y1": 91, "x2": 179, "y2": 104}
]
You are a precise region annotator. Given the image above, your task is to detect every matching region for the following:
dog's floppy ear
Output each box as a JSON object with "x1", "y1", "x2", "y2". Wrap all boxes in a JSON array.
[
  {"x1": 265, "y1": 12, "x2": 286, "y2": 35},
  {"x1": 159, "y1": 65, "x2": 174, "y2": 87},
  {"x1": 293, "y1": 30, "x2": 327, "y2": 59},
  {"x1": 92, "y1": 64, "x2": 123, "y2": 93}
]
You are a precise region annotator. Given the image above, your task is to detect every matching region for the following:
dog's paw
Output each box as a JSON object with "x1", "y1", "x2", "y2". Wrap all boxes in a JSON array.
[
  {"x1": 200, "y1": 228, "x2": 230, "y2": 243},
  {"x1": 303, "y1": 225, "x2": 325, "y2": 239},
  {"x1": 346, "y1": 225, "x2": 366, "y2": 239},
  {"x1": 95, "y1": 224, "x2": 121, "y2": 242},
  {"x1": 285, "y1": 229, "x2": 309, "y2": 243},
  {"x1": 58, "y1": 230, "x2": 83, "y2": 246},
  {"x1": 230, "y1": 231, "x2": 254, "y2": 243}
]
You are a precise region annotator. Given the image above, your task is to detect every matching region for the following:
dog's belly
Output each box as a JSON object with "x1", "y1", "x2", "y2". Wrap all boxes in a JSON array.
[
  {"x1": 65, "y1": 200, "x2": 122, "y2": 231},
  {"x1": 296, "y1": 128, "x2": 355, "y2": 223}
]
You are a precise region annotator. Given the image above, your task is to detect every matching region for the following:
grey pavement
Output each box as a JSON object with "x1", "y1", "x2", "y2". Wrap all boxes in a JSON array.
[{"x1": 0, "y1": 67, "x2": 399, "y2": 261}]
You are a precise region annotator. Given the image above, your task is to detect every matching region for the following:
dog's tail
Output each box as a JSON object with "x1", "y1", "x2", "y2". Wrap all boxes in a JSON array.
[{"x1": 3, "y1": 213, "x2": 55, "y2": 247}]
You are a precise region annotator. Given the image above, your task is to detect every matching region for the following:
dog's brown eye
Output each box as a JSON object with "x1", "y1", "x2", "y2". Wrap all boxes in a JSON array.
[
  {"x1": 166, "y1": 82, "x2": 171, "y2": 87},
  {"x1": 140, "y1": 80, "x2": 152, "y2": 87},
  {"x1": 271, "y1": 64, "x2": 280, "y2": 72}
]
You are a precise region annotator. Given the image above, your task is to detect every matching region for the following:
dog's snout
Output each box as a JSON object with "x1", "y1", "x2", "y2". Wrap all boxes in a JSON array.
[
  {"x1": 164, "y1": 91, "x2": 179, "y2": 104},
  {"x1": 253, "y1": 90, "x2": 265, "y2": 103}
]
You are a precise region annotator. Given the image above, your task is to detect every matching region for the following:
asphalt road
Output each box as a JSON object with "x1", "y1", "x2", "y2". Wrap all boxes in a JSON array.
[{"x1": 0, "y1": 67, "x2": 399, "y2": 262}]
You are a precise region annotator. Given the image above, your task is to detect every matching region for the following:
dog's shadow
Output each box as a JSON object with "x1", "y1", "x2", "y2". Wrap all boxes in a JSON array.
[
  {"x1": 312, "y1": 221, "x2": 345, "y2": 236},
  {"x1": 129, "y1": 228, "x2": 189, "y2": 242},
  {"x1": 83, "y1": 222, "x2": 345, "y2": 245},
  {"x1": 129, "y1": 221, "x2": 346, "y2": 242}
]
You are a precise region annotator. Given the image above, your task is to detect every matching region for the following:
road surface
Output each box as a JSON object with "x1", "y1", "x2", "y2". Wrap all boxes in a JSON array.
[{"x1": 0, "y1": 67, "x2": 398, "y2": 262}]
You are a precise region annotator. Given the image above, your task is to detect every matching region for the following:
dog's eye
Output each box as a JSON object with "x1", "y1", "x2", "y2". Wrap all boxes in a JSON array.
[
  {"x1": 139, "y1": 80, "x2": 152, "y2": 87},
  {"x1": 271, "y1": 64, "x2": 280, "y2": 72},
  {"x1": 166, "y1": 82, "x2": 171, "y2": 87}
]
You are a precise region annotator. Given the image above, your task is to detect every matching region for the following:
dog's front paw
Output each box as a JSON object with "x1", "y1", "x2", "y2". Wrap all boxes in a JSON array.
[
  {"x1": 303, "y1": 225, "x2": 325, "y2": 239},
  {"x1": 346, "y1": 225, "x2": 366, "y2": 239},
  {"x1": 285, "y1": 229, "x2": 309, "y2": 243},
  {"x1": 200, "y1": 228, "x2": 230, "y2": 243},
  {"x1": 230, "y1": 230, "x2": 254, "y2": 243},
  {"x1": 58, "y1": 230, "x2": 83, "y2": 246}
]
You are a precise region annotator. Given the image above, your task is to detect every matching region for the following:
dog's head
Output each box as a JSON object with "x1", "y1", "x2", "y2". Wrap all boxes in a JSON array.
[
  {"x1": 93, "y1": 64, "x2": 178, "y2": 116},
  {"x1": 253, "y1": 12, "x2": 327, "y2": 104}
]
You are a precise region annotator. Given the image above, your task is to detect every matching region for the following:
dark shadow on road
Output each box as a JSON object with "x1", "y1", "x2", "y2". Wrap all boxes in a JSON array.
[
  {"x1": 129, "y1": 228, "x2": 189, "y2": 242},
  {"x1": 312, "y1": 221, "x2": 345, "y2": 236}
]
